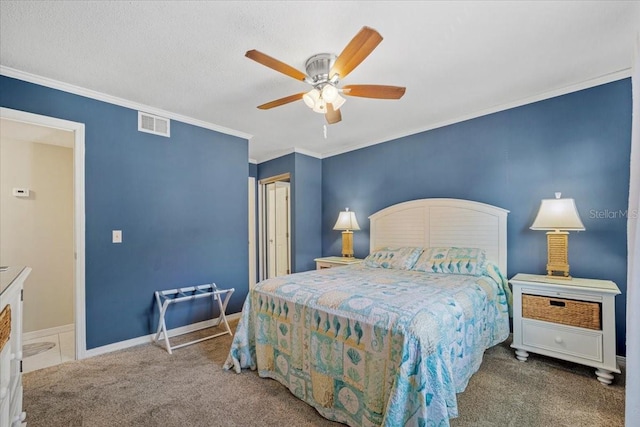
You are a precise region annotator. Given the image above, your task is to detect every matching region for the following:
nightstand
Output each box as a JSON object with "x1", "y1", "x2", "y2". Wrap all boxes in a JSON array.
[
  {"x1": 509, "y1": 273, "x2": 621, "y2": 385},
  {"x1": 314, "y1": 256, "x2": 363, "y2": 270}
]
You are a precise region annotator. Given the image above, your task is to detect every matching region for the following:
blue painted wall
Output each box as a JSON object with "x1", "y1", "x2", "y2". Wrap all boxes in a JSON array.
[
  {"x1": 294, "y1": 153, "x2": 323, "y2": 272},
  {"x1": 257, "y1": 152, "x2": 322, "y2": 273},
  {"x1": 0, "y1": 76, "x2": 249, "y2": 349},
  {"x1": 321, "y1": 79, "x2": 632, "y2": 356}
]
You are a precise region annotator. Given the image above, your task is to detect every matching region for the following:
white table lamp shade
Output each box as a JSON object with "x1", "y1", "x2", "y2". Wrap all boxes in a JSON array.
[
  {"x1": 333, "y1": 209, "x2": 361, "y2": 231},
  {"x1": 530, "y1": 197, "x2": 585, "y2": 231}
]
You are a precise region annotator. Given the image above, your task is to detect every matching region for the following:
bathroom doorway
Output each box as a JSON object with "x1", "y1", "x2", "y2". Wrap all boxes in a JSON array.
[{"x1": 0, "y1": 108, "x2": 87, "y2": 367}]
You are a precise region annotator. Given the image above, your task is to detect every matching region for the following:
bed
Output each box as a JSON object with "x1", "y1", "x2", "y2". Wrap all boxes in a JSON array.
[{"x1": 224, "y1": 198, "x2": 511, "y2": 426}]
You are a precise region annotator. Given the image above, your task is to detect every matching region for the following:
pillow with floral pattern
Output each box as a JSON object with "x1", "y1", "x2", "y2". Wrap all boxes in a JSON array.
[
  {"x1": 411, "y1": 247, "x2": 487, "y2": 276},
  {"x1": 364, "y1": 247, "x2": 424, "y2": 270}
]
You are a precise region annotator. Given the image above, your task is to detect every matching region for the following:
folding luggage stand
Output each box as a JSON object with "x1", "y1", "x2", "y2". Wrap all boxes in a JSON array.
[{"x1": 153, "y1": 283, "x2": 234, "y2": 354}]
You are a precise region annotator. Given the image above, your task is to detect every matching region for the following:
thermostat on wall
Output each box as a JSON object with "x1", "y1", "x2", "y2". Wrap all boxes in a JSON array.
[{"x1": 12, "y1": 188, "x2": 30, "y2": 197}]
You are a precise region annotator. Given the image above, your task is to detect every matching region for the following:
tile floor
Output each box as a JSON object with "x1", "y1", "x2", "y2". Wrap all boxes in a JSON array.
[{"x1": 22, "y1": 331, "x2": 75, "y2": 373}]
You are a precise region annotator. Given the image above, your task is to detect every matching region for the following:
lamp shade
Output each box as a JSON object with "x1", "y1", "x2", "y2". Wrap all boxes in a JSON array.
[
  {"x1": 321, "y1": 84, "x2": 339, "y2": 103},
  {"x1": 312, "y1": 98, "x2": 327, "y2": 113},
  {"x1": 530, "y1": 195, "x2": 585, "y2": 231},
  {"x1": 303, "y1": 89, "x2": 320, "y2": 108},
  {"x1": 333, "y1": 209, "x2": 360, "y2": 231},
  {"x1": 331, "y1": 94, "x2": 346, "y2": 110}
]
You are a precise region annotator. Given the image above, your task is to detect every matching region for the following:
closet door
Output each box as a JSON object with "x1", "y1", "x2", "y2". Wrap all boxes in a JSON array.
[
  {"x1": 274, "y1": 181, "x2": 290, "y2": 277},
  {"x1": 264, "y1": 181, "x2": 290, "y2": 279}
]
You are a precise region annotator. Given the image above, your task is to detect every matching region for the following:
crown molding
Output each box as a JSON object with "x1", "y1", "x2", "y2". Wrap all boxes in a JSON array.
[
  {"x1": 4, "y1": 65, "x2": 630, "y2": 165},
  {"x1": 320, "y1": 68, "x2": 632, "y2": 159},
  {"x1": 256, "y1": 146, "x2": 323, "y2": 164},
  {"x1": 293, "y1": 147, "x2": 323, "y2": 159},
  {"x1": 0, "y1": 66, "x2": 253, "y2": 141}
]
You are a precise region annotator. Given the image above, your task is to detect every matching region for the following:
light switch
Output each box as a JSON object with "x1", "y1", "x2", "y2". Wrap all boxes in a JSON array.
[
  {"x1": 12, "y1": 188, "x2": 30, "y2": 197},
  {"x1": 112, "y1": 230, "x2": 122, "y2": 243}
]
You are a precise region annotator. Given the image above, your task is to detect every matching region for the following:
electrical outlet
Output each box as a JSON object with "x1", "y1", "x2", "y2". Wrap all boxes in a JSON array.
[{"x1": 112, "y1": 230, "x2": 122, "y2": 243}]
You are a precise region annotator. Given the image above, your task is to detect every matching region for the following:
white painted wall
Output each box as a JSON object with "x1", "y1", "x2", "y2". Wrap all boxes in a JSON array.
[{"x1": 0, "y1": 137, "x2": 74, "y2": 332}]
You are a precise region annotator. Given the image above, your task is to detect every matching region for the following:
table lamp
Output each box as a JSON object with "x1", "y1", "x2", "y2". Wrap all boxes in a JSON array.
[
  {"x1": 530, "y1": 192, "x2": 585, "y2": 279},
  {"x1": 333, "y1": 208, "x2": 360, "y2": 257}
]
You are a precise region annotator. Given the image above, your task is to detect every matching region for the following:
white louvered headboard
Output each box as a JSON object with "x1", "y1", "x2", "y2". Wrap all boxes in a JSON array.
[{"x1": 369, "y1": 198, "x2": 509, "y2": 273}]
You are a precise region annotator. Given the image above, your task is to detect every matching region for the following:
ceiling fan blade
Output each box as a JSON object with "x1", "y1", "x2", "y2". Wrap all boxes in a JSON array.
[
  {"x1": 246, "y1": 50, "x2": 308, "y2": 81},
  {"x1": 330, "y1": 26, "x2": 383, "y2": 80},
  {"x1": 325, "y1": 103, "x2": 342, "y2": 124},
  {"x1": 342, "y1": 85, "x2": 406, "y2": 99},
  {"x1": 257, "y1": 93, "x2": 305, "y2": 110}
]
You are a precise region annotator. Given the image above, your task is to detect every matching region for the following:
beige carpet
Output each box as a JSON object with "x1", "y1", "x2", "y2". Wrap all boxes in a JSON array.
[{"x1": 23, "y1": 321, "x2": 625, "y2": 427}]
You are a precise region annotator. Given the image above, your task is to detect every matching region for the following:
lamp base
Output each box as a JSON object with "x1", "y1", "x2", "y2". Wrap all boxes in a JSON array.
[
  {"x1": 546, "y1": 231, "x2": 571, "y2": 280},
  {"x1": 545, "y1": 270, "x2": 572, "y2": 280},
  {"x1": 341, "y1": 231, "x2": 354, "y2": 258}
]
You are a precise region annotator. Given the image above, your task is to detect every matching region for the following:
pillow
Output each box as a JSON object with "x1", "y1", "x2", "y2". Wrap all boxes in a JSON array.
[
  {"x1": 411, "y1": 247, "x2": 487, "y2": 276},
  {"x1": 364, "y1": 247, "x2": 424, "y2": 270}
]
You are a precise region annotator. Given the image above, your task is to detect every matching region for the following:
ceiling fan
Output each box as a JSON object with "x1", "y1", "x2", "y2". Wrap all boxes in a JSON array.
[{"x1": 246, "y1": 26, "x2": 406, "y2": 125}]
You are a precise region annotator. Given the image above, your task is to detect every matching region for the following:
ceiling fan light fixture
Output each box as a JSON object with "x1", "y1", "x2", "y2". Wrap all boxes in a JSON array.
[
  {"x1": 303, "y1": 88, "x2": 320, "y2": 108},
  {"x1": 312, "y1": 98, "x2": 327, "y2": 113},
  {"x1": 331, "y1": 94, "x2": 346, "y2": 110},
  {"x1": 321, "y1": 84, "x2": 339, "y2": 103}
]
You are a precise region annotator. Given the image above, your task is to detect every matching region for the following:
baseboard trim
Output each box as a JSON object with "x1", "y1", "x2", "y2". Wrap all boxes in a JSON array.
[
  {"x1": 75, "y1": 319, "x2": 630, "y2": 367},
  {"x1": 83, "y1": 312, "x2": 241, "y2": 359},
  {"x1": 23, "y1": 323, "x2": 75, "y2": 341}
]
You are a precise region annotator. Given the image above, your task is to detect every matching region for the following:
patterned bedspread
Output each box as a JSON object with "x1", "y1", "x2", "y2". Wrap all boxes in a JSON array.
[{"x1": 224, "y1": 263, "x2": 510, "y2": 427}]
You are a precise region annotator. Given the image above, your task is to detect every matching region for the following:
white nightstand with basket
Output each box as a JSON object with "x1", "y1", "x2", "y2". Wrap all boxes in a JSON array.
[{"x1": 509, "y1": 273, "x2": 620, "y2": 385}]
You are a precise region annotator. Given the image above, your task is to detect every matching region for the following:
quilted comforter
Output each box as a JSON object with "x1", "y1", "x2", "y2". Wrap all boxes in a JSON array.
[{"x1": 224, "y1": 263, "x2": 510, "y2": 426}]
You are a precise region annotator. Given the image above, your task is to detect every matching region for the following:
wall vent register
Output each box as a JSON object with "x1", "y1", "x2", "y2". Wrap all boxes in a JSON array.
[{"x1": 138, "y1": 111, "x2": 170, "y2": 137}]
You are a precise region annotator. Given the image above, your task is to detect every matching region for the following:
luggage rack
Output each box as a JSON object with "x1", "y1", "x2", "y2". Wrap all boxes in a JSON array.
[{"x1": 153, "y1": 284, "x2": 234, "y2": 354}]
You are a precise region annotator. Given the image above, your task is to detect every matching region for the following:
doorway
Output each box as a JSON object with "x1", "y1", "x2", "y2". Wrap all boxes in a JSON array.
[
  {"x1": 259, "y1": 174, "x2": 291, "y2": 280},
  {"x1": 0, "y1": 107, "x2": 86, "y2": 363}
]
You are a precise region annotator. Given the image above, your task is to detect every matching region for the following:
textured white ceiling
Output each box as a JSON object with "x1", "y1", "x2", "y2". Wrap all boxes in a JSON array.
[{"x1": 1, "y1": 1, "x2": 639, "y2": 162}]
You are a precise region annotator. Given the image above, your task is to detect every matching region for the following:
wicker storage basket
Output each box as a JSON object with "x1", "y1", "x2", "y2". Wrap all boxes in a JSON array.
[
  {"x1": 0, "y1": 304, "x2": 11, "y2": 352},
  {"x1": 522, "y1": 294, "x2": 601, "y2": 330}
]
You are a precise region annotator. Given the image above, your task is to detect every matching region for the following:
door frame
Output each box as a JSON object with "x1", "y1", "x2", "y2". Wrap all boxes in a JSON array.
[
  {"x1": 0, "y1": 107, "x2": 87, "y2": 359},
  {"x1": 258, "y1": 173, "x2": 291, "y2": 281},
  {"x1": 248, "y1": 177, "x2": 256, "y2": 289}
]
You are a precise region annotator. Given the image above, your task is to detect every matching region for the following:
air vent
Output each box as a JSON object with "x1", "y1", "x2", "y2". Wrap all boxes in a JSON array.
[{"x1": 138, "y1": 111, "x2": 170, "y2": 137}]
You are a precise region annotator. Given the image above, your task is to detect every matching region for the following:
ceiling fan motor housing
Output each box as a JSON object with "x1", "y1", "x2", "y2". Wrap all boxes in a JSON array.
[{"x1": 305, "y1": 53, "x2": 337, "y2": 86}]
